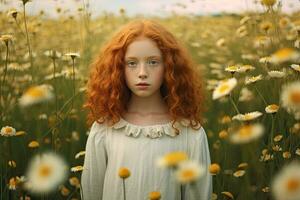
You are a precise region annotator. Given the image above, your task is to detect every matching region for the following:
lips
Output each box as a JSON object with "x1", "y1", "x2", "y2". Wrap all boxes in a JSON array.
[{"x1": 136, "y1": 83, "x2": 150, "y2": 86}]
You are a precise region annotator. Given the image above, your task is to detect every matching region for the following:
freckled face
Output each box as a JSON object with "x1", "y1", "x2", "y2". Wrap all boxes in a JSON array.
[{"x1": 124, "y1": 37, "x2": 165, "y2": 98}]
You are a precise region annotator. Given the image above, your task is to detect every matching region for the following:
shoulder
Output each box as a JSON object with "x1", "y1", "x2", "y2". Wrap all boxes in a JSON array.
[
  {"x1": 187, "y1": 124, "x2": 208, "y2": 143},
  {"x1": 87, "y1": 121, "x2": 108, "y2": 142}
]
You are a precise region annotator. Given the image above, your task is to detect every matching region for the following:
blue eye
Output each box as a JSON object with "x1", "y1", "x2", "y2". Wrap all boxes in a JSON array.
[
  {"x1": 126, "y1": 61, "x2": 137, "y2": 67},
  {"x1": 147, "y1": 60, "x2": 160, "y2": 66}
]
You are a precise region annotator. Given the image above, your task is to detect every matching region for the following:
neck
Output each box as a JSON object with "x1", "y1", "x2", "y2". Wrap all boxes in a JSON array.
[{"x1": 125, "y1": 91, "x2": 168, "y2": 116}]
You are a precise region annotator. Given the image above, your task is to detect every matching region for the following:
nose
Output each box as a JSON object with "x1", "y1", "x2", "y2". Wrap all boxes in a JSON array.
[{"x1": 138, "y1": 63, "x2": 148, "y2": 79}]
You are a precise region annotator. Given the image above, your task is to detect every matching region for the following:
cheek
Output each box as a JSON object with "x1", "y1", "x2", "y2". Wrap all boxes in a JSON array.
[
  {"x1": 124, "y1": 69, "x2": 134, "y2": 86},
  {"x1": 155, "y1": 67, "x2": 165, "y2": 82}
]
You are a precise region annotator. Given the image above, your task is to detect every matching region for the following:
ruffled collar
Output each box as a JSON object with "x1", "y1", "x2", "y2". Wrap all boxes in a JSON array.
[{"x1": 111, "y1": 117, "x2": 191, "y2": 139}]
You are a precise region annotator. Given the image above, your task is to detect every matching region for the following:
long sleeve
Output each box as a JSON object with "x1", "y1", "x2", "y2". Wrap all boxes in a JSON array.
[
  {"x1": 81, "y1": 121, "x2": 108, "y2": 200},
  {"x1": 186, "y1": 126, "x2": 213, "y2": 200}
]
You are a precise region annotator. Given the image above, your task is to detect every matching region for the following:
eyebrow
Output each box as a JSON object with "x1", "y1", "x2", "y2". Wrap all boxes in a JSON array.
[{"x1": 125, "y1": 56, "x2": 162, "y2": 60}]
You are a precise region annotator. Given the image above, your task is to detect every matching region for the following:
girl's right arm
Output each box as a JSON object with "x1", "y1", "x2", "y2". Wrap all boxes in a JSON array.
[{"x1": 81, "y1": 121, "x2": 108, "y2": 200}]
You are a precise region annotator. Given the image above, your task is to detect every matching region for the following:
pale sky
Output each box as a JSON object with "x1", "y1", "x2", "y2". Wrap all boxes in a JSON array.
[{"x1": 1, "y1": 0, "x2": 299, "y2": 18}]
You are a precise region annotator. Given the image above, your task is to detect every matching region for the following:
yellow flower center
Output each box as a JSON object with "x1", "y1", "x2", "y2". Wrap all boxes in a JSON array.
[
  {"x1": 39, "y1": 164, "x2": 52, "y2": 178},
  {"x1": 286, "y1": 178, "x2": 300, "y2": 192},
  {"x1": 4, "y1": 127, "x2": 13, "y2": 134},
  {"x1": 209, "y1": 163, "x2": 221, "y2": 174},
  {"x1": 269, "y1": 104, "x2": 279, "y2": 110},
  {"x1": 274, "y1": 48, "x2": 294, "y2": 59},
  {"x1": 219, "y1": 84, "x2": 229, "y2": 93},
  {"x1": 290, "y1": 91, "x2": 300, "y2": 104},
  {"x1": 261, "y1": 0, "x2": 276, "y2": 6},
  {"x1": 244, "y1": 114, "x2": 252, "y2": 120},
  {"x1": 164, "y1": 152, "x2": 188, "y2": 166},
  {"x1": 239, "y1": 125, "x2": 252, "y2": 138},
  {"x1": 181, "y1": 169, "x2": 196, "y2": 180},
  {"x1": 149, "y1": 191, "x2": 161, "y2": 200},
  {"x1": 28, "y1": 141, "x2": 39, "y2": 148},
  {"x1": 9, "y1": 177, "x2": 17, "y2": 187},
  {"x1": 26, "y1": 87, "x2": 44, "y2": 98},
  {"x1": 118, "y1": 167, "x2": 131, "y2": 179}
]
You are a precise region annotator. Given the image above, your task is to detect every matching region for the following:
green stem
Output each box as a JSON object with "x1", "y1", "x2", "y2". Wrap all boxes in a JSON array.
[
  {"x1": 229, "y1": 93, "x2": 240, "y2": 114},
  {"x1": 268, "y1": 114, "x2": 275, "y2": 151},
  {"x1": 22, "y1": 2, "x2": 34, "y2": 81},
  {"x1": 180, "y1": 184, "x2": 185, "y2": 200},
  {"x1": 79, "y1": 183, "x2": 84, "y2": 200},
  {"x1": 0, "y1": 43, "x2": 9, "y2": 124},
  {"x1": 122, "y1": 179, "x2": 126, "y2": 200},
  {"x1": 41, "y1": 91, "x2": 81, "y2": 139},
  {"x1": 254, "y1": 84, "x2": 268, "y2": 106},
  {"x1": 71, "y1": 58, "x2": 76, "y2": 110},
  {"x1": 14, "y1": 18, "x2": 26, "y2": 37},
  {"x1": 52, "y1": 56, "x2": 58, "y2": 152}
]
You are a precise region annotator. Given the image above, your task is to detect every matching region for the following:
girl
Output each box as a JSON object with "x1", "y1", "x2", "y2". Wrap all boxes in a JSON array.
[{"x1": 81, "y1": 19, "x2": 212, "y2": 200}]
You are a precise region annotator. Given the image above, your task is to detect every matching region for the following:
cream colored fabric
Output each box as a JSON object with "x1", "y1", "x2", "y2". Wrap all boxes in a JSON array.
[{"x1": 81, "y1": 118, "x2": 212, "y2": 200}]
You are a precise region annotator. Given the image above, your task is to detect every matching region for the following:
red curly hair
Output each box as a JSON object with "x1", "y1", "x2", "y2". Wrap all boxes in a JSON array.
[{"x1": 84, "y1": 19, "x2": 207, "y2": 134}]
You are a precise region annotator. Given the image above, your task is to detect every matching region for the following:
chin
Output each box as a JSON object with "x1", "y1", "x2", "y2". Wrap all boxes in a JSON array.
[{"x1": 132, "y1": 91, "x2": 153, "y2": 97}]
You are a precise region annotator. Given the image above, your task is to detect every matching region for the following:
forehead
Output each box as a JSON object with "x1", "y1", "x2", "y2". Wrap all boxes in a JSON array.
[{"x1": 125, "y1": 37, "x2": 162, "y2": 59}]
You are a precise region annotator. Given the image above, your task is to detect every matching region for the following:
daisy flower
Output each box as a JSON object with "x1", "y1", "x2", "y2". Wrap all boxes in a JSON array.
[
  {"x1": 25, "y1": 152, "x2": 68, "y2": 194},
  {"x1": 44, "y1": 50, "x2": 62, "y2": 59},
  {"x1": 261, "y1": 0, "x2": 276, "y2": 7},
  {"x1": 279, "y1": 17, "x2": 291, "y2": 29},
  {"x1": 19, "y1": 84, "x2": 54, "y2": 107},
  {"x1": 271, "y1": 161, "x2": 300, "y2": 200},
  {"x1": 118, "y1": 167, "x2": 131, "y2": 179},
  {"x1": 69, "y1": 177, "x2": 80, "y2": 188},
  {"x1": 245, "y1": 75, "x2": 263, "y2": 85},
  {"x1": 254, "y1": 36, "x2": 271, "y2": 48},
  {"x1": 156, "y1": 151, "x2": 188, "y2": 168},
  {"x1": 240, "y1": 16, "x2": 251, "y2": 25},
  {"x1": 0, "y1": 126, "x2": 16, "y2": 137},
  {"x1": 230, "y1": 123, "x2": 265, "y2": 144},
  {"x1": 290, "y1": 64, "x2": 300, "y2": 72},
  {"x1": 221, "y1": 191, "x2": 234, "y2": 199},
  {"x1": 7, "y1": 9, "x2": 18, "y2": 19},
  {"x1": 212, "y1": 78, "x2": 237, "y2": 100},
  {"x1": 265, "y1": 104, "x2": 279, "y2": 113},
  {"x1": 232, "y1": 111, "x2": 263, "y2": 121},
  {"x1": 75, "y1": 151, "x2": 85, "y2": 159},
  {"x1": 295, "y1": 148, "x2": 300, "y2": 156},
  {"x1": 242, "y1": 54, "x2": 258, "y2": 60},
  {"x1": 259, "y1": 21, "x2": 273, "y2": 33},
  {"x1": 149, "y1": 191, "x2": 161, "y2": 200},
  {"x1": 237, "y1": 65, "x2": 255, "y2": 73},
  {"x1": 60, "y1": 185, "x2": 70, "y2": 196},
  {"x1": 270, "y1": 48, "x2": 300, "y2": 64},
  {"x1": 273, "y1": 135, "x2": 283, "y2": 142},
  {"x1": 209, "y1": 163, "x2": 221, "y2": 175},
  {"x1": 283, "y1": 152, "x2": 291, "y2": 159},
  {"x1": 268, "y1": 70, "x2": 286, "y2": 78},
  {"x1": 237, "y1": 163, "x2": 248, "y2": 170},
  {"x1": 225, "y1": 65, "x2": 240, "y2": 74},
  {"x1": 216, "y1": 38, "x2": 226, "y2": 47},
  {"x1": 239, "y1": 87, "x2": 254, "y2": 102},
  {"x1": 8, "y1": 176, "x2": 25, "y2": 190},
  {"x1": 259, "y1": 56, "x2": 272, "y2": 64},
  {"x1": 175, "y1": 160, "x2": 205, "y2": 184},
  {"x1": 70, "y1": 165, "x2": 84, "y2": 172},
  {"x1": 0, "y1": 34, "x2": 13, "y2": 44},
  {"x1": 233, "y1": 170, "x2": 246, "y2": 177},
  {"x1": 281, "y1": 81, "x2": 300, "y2": 114},
  {"x1": 64, "y1": 52, "x2": 80, "y2": 60},
  {"x1": 28, "y1": 141, "x2": 39, "y2": 148}
]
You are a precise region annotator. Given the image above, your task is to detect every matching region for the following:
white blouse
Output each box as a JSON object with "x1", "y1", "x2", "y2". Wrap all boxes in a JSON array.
[{"x1": 81, "y1": 117, "x2": 212, "y2": 200}]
